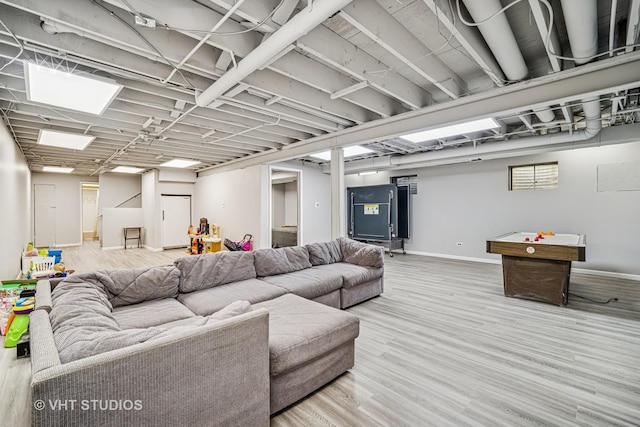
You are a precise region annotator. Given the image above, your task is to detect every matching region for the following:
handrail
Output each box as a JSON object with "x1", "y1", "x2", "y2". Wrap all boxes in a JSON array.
[{"x1": 115, "y1": 192, "x2": 141, "y2": 208}]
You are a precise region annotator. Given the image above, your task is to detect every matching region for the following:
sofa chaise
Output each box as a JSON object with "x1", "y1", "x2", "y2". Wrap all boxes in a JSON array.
[{"x1": 29, "y1": 237, "x2": 384, "y2": 426}]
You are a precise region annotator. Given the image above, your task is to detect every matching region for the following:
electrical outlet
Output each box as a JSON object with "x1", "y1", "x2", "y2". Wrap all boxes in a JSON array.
[
  {"x1": 221, "y1": 201, "x2": 225, "y2": 208},
  {"x1": 456, "y1": 242, "x2": 463, "y2": 247},
  {"x1": 314, "y1": 202, "x2": 320, "y2": 208}
]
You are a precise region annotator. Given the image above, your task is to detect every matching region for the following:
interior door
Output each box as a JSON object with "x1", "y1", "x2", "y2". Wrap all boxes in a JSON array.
[
  {"x1": 161, "y1": 195, "x2": 191, "y2": 249},
  {"x1": 34, "y1": 184, "x2": 56, "y2": 247}
]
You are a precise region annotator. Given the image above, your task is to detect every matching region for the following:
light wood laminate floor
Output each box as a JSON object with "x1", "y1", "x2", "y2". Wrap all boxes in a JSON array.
[{"x1": 2, "y1": 243, "x2": 639, "y2": 426}]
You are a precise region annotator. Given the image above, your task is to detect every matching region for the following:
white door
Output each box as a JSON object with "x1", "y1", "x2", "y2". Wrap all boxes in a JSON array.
[
  {"x1": 161, "y1": 195, "x2": 191, "y2": 248},
  {"x1": 34, "y1": 184, "x2": 56, "y2": 247}
]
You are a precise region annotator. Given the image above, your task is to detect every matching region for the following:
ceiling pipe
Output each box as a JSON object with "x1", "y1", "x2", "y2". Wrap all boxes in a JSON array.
[
  {"x1": 195, "y1": 0, "x2": 353, "y2": 108},
  {"x1": 461, "y1": 0, "x2": 554, "y2": 124},
  {"x1": 561, "y1": 0, "x2": 598, "y2": 64}
]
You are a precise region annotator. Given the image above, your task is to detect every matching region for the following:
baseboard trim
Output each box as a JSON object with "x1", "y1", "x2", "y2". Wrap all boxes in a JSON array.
[
  {"x1": 101, "y1": 245, "x2": 124, "y2": 251},
  {"x1": 404, "y1": 251, "x2": 640, "y2": 281},
  {"x1": 144, "y1": 245, "x2": 163, "y2": 252},
  {"x1": 53, "y1": 243, "x2": 82, "y2": 248},
  {"x1": 404, "y1": 250, "x2": 502, "y2": 265},
  {"x1": 572, "y1": 268, "x2": 640, "y2": 281}
]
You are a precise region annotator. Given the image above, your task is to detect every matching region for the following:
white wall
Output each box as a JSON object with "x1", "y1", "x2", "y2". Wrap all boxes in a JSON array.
[
  {"x1": 196, "y1": 165, "x2": 263, "y2": 247},
  {"x1": 31, "y1": 172, "x2": 98, "y2": 247},
  {"x1": 142, "y1": 170, "x2": 160, "y2": 249},
  {"x1": 141, "y1": 170, "x2": 195, "y2": 250},
  {"x1": 284, "y1": 182, "x2": 298, "y2": 226},
  {"x1": 0, "y1": 123, "x2": 31, "y2": 279},
  {"x1": 346, "y1": 141, "x2": 640, "y2": 276},
  {"x1": 102, "y1": 208, "x2": 144, "y2": 249},
  {"x1": 272, "y1": 184, "x2": 286, "y2": 227},
  {"x1": 98, "y1": 173, "x2": 141, "y2": 210}
]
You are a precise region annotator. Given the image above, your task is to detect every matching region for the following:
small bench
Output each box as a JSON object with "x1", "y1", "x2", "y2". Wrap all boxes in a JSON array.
[{"x1": 254, "y1": 294, "x2": 360, "y2": 413}]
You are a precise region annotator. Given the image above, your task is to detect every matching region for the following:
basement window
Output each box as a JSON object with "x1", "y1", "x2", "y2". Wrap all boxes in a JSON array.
[
  {"x1": 509, "y1": 162, "x2": 558, "y2": 190},
  {"x1": 391, "y1": 175, "x2": 418, "y2": 194}
]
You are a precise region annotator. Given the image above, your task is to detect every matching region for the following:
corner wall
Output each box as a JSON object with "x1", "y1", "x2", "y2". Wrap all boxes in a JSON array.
[
  {"x1": 346, "y1": 141, "x2": 640, "y2": 276},
  {"x1": 0, "y1": 123, "x2": 31, "y2": 279}
]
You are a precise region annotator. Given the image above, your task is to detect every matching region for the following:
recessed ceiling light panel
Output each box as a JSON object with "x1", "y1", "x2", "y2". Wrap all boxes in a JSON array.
[
  {"x1": 112, "y1": 166, "x2": 144, "y2": 174},
  {"x1": 310, "y1": 145, "x2": 374, "y2": 161},
  {"x1": 37, "y1": 129, "x2": 96, "y2": 150},
  {"x1": 399, "y1": 118, "x2": 500, "y2": 143},
  {"x1": 42, "y1": 166, "x2": 74, "y2": 173},
  {"x1": 25, "y1": 62, "x2": 123, "y2": 115},
  {"x1": 159, "y1": 159, "x2": 201, "y2": 168}
]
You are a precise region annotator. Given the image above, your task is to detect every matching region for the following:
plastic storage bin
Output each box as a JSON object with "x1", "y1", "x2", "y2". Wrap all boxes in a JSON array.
[{"x1": 47, "y1": 249, "x2": 62, "y2": 263}]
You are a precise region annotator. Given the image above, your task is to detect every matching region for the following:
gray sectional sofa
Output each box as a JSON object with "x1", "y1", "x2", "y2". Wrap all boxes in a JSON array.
[{"x1": 29, "y1": 237, "x2": 384, "y2": 426}]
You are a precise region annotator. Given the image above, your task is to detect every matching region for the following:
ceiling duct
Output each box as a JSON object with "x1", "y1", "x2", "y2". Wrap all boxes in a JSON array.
[
  {"x1": 461, "y1": 0, "x2": 555, "y2": 124},
  {"x1": 195, "y1": 0, "x2": 353, "y2": 108},
  {"x1": 561, "y1": 0, "x2": 599, "y2": 64}
]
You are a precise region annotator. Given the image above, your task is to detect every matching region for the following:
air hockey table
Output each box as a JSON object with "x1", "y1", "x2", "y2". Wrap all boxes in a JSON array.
[{"x1": 486, "y1": 232, "x2": 586, "y2": 306}]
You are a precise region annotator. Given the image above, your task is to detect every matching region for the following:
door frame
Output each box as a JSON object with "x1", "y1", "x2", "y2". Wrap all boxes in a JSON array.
[
  {"x1": 80, "y1": 182, "x2": 100, "y2": 243},
  {"x1": 268, "y1": 166, "x2": 303, "y2": 248}
]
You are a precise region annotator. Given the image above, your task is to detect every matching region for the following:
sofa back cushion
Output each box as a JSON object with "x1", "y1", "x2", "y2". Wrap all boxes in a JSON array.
[
  {"x1": 50, "y1": 280, "x2": 162, "y2": 363},
  {"x1": 338, "y1": 237, "x2": 385, "y2": 268},
  {"x1": 305, "y1": 240, "x2": 342, "y2": 266},
  {"x1": 175, "y1": 251, "x2": 257, "y2": 293},
  {"x1": 253, "y1": 246, "x2": 312, "y2": 277},
  {"x1": 58, "y1": 267, "x2": 180, "y2": 308}
]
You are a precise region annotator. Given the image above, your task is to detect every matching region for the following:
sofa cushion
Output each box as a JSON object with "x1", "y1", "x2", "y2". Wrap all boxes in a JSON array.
[
  {"x1": 177, "y1": 278, "x2": 286, "y2": 316},
  {"x1": 253, "y1": 294, "x2": 359, "y2": 376},
  {"x1": 260, "y1": 267, "x2": 343, "y2": 300},
  {"x1": 253, "y1": 247, "x2": 312, "y2": 277},
  {"x1": 50, "y1": 281, "x2": 162, "y2": 363},
  {"x1": 313, "y1": 262, "x2": 383, "y2": 289},
  {"x1": 57, "y1": 266, "x2": 180, "y2": 308},
  {"x1": 305, "y1": 240, "x2": 342, "y2": 266},
  {"x1": 175, "y1": 251, "x2": 257, "y2": 293},
  {"x1": 206, "y1": 300, "x2": 253, "y2": 324},
  {"x1": 338, "y1": 237, "x2": 385, "y2": 268},
  {"x1": 113, "y1": 298, "x2": 197, "y2": 329}
]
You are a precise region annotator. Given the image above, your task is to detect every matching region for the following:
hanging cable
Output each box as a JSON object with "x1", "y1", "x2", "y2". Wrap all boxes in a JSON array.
[{"x1": 90, "y1": 0, "x2": 196, "y2": 89}]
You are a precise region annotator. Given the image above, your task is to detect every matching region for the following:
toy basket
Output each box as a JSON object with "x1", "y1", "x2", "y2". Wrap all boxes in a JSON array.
[{"x1": 21, "y1": 256, "x2": 55, "y2": 276}]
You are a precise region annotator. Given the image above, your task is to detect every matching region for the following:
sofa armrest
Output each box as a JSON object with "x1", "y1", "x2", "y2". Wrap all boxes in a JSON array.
[
  {"x1": 338, "y1": 237, "x2": 385, "y2": 268},
  {"x1": 35, "y1": 280, "x2": 52, "y2": 312},
  {"x1": 31, "y1": 309, "x2": 270, "y2": 427}
]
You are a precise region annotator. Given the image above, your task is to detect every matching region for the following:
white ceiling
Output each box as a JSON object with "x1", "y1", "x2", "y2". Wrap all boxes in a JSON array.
[{"x1": 0, "y1": 0, "x2": 639, "y2": 176}]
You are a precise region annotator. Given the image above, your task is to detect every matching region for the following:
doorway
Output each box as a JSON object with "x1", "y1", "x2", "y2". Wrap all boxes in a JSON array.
[
  {"x1": 161, "y1": 195, "x2": 191, "y2": 249},
  {"x1": 81, "y1": 183, "x2": 100, "y2": 241},
  {"x1": 270, "y1": 167, "x2": 301, "y2": 248}
]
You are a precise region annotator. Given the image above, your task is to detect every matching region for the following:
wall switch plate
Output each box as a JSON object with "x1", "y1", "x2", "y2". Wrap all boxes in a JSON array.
[{"x1": 456, "y1": 242, "x2": 463, "y2": 247}]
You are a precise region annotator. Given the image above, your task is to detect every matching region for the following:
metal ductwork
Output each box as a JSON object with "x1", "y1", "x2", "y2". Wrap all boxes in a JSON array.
[
  {"x1": 561, "y1": 0, "x2": 599, "y2": 64},
  {"x1": 461, "y1": 0, "x2": 528, "y2": 81},
  {"x1": 195, "y1": 0, "x2": 353, "y2": 108},
  {"x1": 461, "y1": 0, "x2": 555, "y2": 123},
  {"x1": 560, "y1": 0, "x2": 602, "y2": 140}
]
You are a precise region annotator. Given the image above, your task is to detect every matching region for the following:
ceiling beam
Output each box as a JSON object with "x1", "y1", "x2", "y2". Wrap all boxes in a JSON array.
[
  {"x1": 198, "y1": 51, "x2": 640, "y2": 174},
  {"x1": 339, "y1": 0, "x2": 466, "y2": 100}
]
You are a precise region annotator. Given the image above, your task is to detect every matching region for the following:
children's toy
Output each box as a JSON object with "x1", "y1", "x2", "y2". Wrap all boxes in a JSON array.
[
  {"x1": 224, "y1": 234, "x2": 253, "y2": 251},
  {"x1": 4, "y1": 313, "x2": 29, "y2": 348}
]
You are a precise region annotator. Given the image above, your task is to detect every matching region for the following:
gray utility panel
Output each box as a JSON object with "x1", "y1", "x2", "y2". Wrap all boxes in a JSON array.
[{"x1": 347, "y1": 184, "x2": 410, "y2": 256}]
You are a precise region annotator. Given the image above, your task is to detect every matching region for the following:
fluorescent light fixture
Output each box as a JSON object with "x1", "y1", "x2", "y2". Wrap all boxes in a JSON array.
[
  {"x1": 358, "y1": 171, "x2": 378, "y2": 176},
  {"x1": 399, "y1": 118, "x2": 499, "y2": 143},
  {"x1": 159, "y1": 159, "x2": 201, "y2": 168},
  {"x1": 25, "y1": 62, "x2": 122, "y2": 115},
  {"x1": 42, "y1": 166, "x2": 74, "y2": 173},
  {"x1": 37, "y1": 129, "x2": 96, "y2": 150},
  {"x1": 112, "y1": 166, "x2": 144, "y2": 174},
  {"x1": 310, "y1": 145, "x2": 374, "y2": 161}
]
